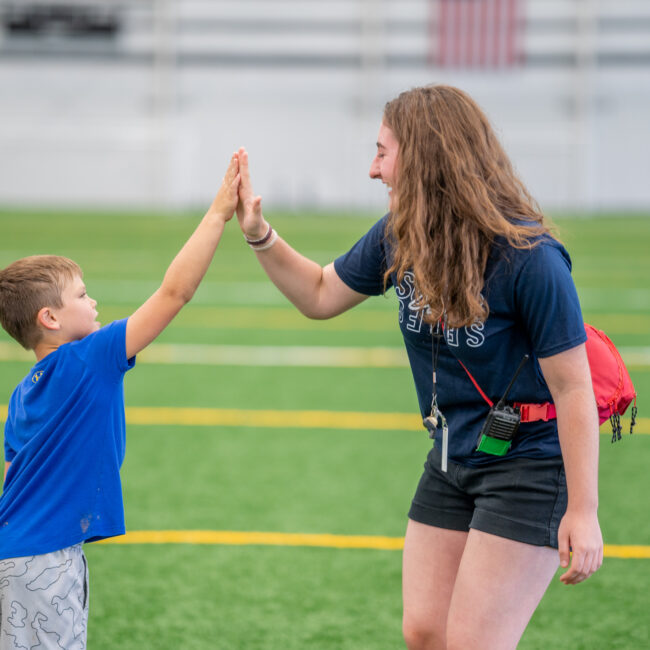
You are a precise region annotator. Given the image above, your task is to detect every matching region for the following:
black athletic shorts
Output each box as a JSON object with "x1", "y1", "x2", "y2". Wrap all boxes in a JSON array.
[{"x1": 408, "y1": 445, "x2": 567, "y2": 548}]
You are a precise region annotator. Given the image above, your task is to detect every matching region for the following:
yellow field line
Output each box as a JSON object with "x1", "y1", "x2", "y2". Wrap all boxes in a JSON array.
[
  {"x1": 125, "y1": 408, "x2": 649, "y2": 434},
  {"x1": 98, "y1": 530, "x2": 404, "y2": 550},
  {"x1": 96, "y1": 530, "x2": 650, "y2": 558},
  {"x1": 124, "y1": 406, "x2": 423, "y2": 431},
  {"x1": 124, "y1": 408, "x2": 648, "y2": 434},
  {"x1": 603, "y1": 545, "x2": 650, "y2": 559},
  {"x1": 1, "y1": 405, "x2": 648, "y2": 433}
]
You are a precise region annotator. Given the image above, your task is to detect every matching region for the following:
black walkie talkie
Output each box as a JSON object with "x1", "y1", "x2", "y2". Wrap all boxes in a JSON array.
[{"x1": 476, "y1": 355, "x2": 529, "y2": 456}]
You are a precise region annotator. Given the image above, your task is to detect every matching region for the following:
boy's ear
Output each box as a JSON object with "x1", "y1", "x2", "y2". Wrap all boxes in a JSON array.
[{"x1": 37, "y1": 307, "x2": 61, "y2": 332}]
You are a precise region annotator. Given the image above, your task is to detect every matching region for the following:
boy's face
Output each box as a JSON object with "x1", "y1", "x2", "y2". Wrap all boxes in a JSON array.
[{"x1": 55, "y1": 274, "x2": 100, "y2": 341}]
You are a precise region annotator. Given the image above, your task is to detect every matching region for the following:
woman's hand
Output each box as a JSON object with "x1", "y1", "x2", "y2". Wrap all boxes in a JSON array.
[
  {"x1": 206, "y1": 153, "x2": 240, "y2": 222},
  {"x1": 558, "y1": 507, "x2": 603, "y2": 584},
  {"x1": 236, "y1": 147, "x2": 268, "y2": 240},
  {"x1": 538, "y1": 345, "x2": 603, "y2": 585}
]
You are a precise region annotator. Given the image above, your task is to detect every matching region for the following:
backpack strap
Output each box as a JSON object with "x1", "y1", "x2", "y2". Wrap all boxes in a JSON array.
[
  {"x1": 454, "y1": 358, "x2": 494, "y2": 407},
  {"x1": 439, "y1": 319, "x2": 558, "y2": 424},
  {"x1": 456, "y1": 355, "x2": 557, "y2": 423}
]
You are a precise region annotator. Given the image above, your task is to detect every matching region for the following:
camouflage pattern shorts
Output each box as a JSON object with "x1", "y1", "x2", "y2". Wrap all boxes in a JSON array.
[{"x1": 0, "y1": 544, "x2": 88, "y2": 649}]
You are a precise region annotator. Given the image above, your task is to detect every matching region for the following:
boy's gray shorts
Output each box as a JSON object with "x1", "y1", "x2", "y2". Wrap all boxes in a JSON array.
[
  {"x1": 0, "y1": 543, "x2": 89, "y2": 650},
  {"x1": 409, "y1": 446, "x2": 567, "y2": 548}
]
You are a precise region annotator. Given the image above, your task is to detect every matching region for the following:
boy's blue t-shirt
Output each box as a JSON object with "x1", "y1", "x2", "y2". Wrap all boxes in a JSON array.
[
  {"x1": 0, "y1": 318, "x2": 135, "y2": 559},
  {"x1": 334, "y1": 215, "x2": 587, "y2": 467}
]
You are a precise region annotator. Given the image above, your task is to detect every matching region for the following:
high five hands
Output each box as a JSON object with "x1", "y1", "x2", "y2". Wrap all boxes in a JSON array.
[
  {"x1": 235, "y1": 147, "x2": 268, "y2": 241},
  {"x1": 207, "y1": 152, "x2": 240, "y2": 222}
]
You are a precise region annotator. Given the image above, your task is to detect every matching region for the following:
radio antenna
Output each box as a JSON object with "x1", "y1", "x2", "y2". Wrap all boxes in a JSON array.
[{"x1": 495, "y1": 354, "x2": 530, "y2": 409}]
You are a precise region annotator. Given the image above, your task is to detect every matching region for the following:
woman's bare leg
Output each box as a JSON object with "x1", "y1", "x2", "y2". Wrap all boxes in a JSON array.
[
  {"x1": 402, "y1": 519, "x2": 468, "y2": 650},
  {"x1": 446, "y1": 529, "x2": 559, "y2": 650}
]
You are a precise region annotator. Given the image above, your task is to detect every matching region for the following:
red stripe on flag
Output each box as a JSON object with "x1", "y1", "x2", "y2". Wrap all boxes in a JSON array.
[
  {"x1": 432, "y1": 0, "x2": 521, "y2": 69},
  {"x1": 438, "y1": 0, "x2": 449, "y2": 66},
  {"x1": 492, "y1": 0, "x2": 502, "y2": 67},
  {"x1": 506, "y1": 0, "x2": 518, "y2": 65},
  {"x1": 479, "y1": 0, "x2": 489, "y2": 66},
  {"x1": 453, "y1": 0, "x2": 463, "y2": 66},
  {"x1": 465, "y1": 0, "x2": 475, "y2": 66}
]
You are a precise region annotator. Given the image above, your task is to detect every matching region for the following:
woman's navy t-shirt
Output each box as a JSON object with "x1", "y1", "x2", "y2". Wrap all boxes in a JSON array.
[{"x1": 334, "y1": 215, "x2": 586, "y2": 467}]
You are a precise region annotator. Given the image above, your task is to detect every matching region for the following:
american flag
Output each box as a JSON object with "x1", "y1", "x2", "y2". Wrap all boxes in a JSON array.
[{"x1": 432, "y1": 0, "x2": 522, "y2": 68}]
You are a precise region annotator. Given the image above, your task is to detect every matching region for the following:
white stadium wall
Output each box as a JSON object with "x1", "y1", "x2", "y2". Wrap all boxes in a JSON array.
[{"x1": 0, "y1": 0, "x2": 649, "y2": 213}]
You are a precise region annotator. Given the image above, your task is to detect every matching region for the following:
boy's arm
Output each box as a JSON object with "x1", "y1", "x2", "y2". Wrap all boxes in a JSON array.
[
  {"x1": 125, "y1": 154, "x2": 240, "y2": 359},
  {"x1": 4, "y1": 461, "x2": 9, "y2": 482}
]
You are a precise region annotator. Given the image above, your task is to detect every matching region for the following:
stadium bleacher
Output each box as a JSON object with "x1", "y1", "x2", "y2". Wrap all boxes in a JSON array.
[{"x1": 0, "y1": 0, "x2": 648, "y2": 211}]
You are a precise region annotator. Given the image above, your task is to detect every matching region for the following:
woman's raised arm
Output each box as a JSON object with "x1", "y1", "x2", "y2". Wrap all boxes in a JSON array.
[{"x1": 236, "y1": 147, "x2": 367, "y2": 319}]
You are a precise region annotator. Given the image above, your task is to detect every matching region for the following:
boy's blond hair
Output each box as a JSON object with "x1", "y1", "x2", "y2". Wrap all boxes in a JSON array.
[{"x1": 0, "y1": 255, "x2": 82, "y2": 350}]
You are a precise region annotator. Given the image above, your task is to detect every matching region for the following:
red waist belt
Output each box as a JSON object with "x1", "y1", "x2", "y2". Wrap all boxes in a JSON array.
[{"x1": 514, "y1": 402, "x2": 557, "y2": 423}]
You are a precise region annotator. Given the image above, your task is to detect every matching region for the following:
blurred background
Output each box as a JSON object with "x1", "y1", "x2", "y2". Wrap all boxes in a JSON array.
[{"x1": 1, "y1": 0, "x2": 649, "y2": 214}]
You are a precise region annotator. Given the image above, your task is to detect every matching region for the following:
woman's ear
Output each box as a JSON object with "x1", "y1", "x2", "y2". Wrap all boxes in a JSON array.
[{"x1": 36, "y1": 306, "x2": 60, "y2": 332}]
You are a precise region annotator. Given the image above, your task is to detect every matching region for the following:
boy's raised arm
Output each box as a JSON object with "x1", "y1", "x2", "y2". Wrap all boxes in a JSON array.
[{"x1": 125, "y1": 154, "x2": 240, "y2": 359}]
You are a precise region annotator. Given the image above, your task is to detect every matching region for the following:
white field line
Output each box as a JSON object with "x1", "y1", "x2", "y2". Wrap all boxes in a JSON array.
[
  {"x1": 619, "y1": 347, "x2": 650, "y2": 367},
  {"x1": 84, "y1": 280, "x2": 650, "y2": 311},
  {"x1": 138, "y1": 344, "x2": 409, "y2": 367},
  {"x1": 1, "y1": 341, "x2": 649, "y2": 369},
  {"x1": 0, "y1": 341, "x2": 409, "y2": 368}
]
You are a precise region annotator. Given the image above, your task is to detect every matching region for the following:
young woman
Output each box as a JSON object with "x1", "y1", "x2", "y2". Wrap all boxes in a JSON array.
[{"x1": 235, "y1": 85, "x2": 602, "y2": 649}]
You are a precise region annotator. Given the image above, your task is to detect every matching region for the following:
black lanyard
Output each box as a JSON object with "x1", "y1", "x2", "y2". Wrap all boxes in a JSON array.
[
  {"x1": 422, "y1": 319, "x2": 449, "y2": 471},
  {"x1": 430, "y1": 320, "x2": 443, "y2": 413}
]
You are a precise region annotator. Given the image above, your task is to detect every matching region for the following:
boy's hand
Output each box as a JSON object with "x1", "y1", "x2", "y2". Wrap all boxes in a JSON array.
[
  {"x1": 236, "y1": 147, "x2": 267, "y2": 240},
  {"x1": 125, "y1": 152, "x2": 240, "y2": 359},
  {"x1": 207, "y1": 153, "x2": 240, "y2": 221}
]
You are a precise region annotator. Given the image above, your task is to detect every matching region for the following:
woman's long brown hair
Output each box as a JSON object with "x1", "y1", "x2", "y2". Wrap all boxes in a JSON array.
[{"x1": 383, "y1": 85, "x2": 556, "y2": 328}]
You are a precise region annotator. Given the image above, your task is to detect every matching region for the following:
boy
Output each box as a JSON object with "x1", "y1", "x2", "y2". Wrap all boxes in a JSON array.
[{"x1": 0, "y1": 153, "x2": 240, "y2": 649}]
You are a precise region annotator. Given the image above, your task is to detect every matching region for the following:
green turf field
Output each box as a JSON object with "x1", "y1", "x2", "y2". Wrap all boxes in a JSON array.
[{"x1": 1, "y1": 209, "x2": 649, "y2": 649}]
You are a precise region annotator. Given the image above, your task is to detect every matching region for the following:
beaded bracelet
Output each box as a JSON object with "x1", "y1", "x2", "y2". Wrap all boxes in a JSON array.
[
  {"x1": 251, "y1": 229, "x2": 278, "y2": 251},
  {"x1": 244, "y1": 223, "x2": 273, "y2": 247}
]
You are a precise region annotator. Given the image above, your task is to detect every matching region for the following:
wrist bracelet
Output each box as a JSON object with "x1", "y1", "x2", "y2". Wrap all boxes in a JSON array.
[
  {"x1": 244, "y1": 223, "x2": 272, "y2": 246},
  {"x1": 251, "y1": 229, "x2": 278, "y2": 251}
]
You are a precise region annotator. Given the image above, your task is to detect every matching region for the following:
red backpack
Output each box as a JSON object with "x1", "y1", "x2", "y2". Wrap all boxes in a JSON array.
[
  {"x1": 457, "y1": 324, "x2": 638, "y2": 442},
  {"x1": 583, "y1": 324, "x2": 637, "y2": 439}
]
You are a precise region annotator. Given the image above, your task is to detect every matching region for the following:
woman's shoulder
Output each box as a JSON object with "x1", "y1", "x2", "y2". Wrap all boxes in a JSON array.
[
  {"x1": 354, "y1": 212, "x2": 392, "y2": 251},
  {"x1": 525, "y1": 235, "x2": 571, "y2": 270},
  {"x1": 492, "y1": 223, "x2": 571, "y2": 270},
  {"x1": 370, "y1": 212, "x2": 390, "y2": 236}
]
